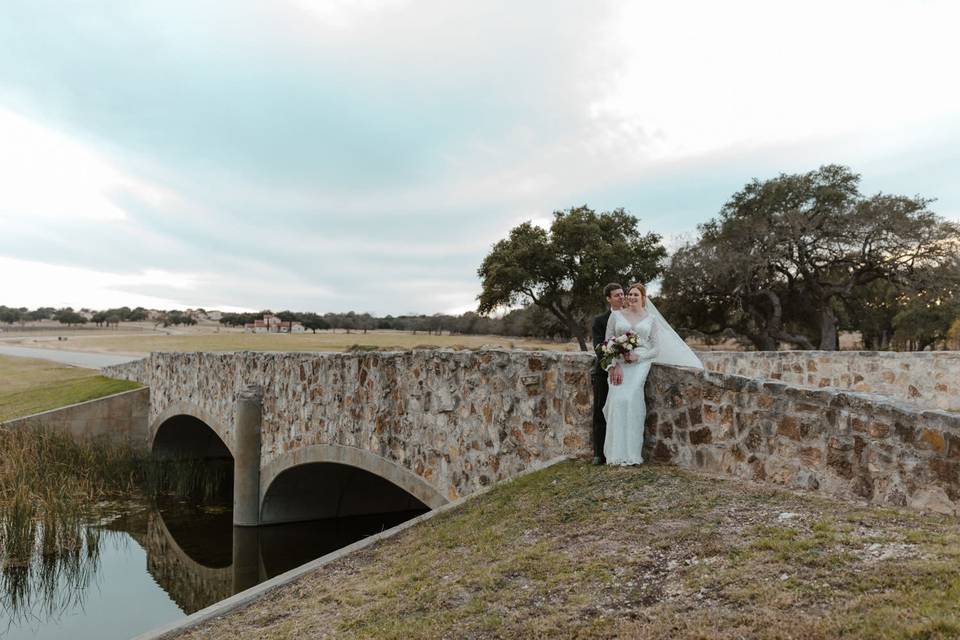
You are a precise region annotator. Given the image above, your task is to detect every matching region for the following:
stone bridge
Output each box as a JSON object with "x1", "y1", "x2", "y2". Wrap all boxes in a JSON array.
[
  {"x1": 102, "y1": 349, "x2": 960, "y2": 522},
  {"x1": 103, "y1": 350, "x2": 596, "y2": 525}
]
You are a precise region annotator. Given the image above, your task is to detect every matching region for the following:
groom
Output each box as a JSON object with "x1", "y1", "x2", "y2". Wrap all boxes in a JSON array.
[{"x1": 591, "y1": 282, "x2": 624, "y2": 465}]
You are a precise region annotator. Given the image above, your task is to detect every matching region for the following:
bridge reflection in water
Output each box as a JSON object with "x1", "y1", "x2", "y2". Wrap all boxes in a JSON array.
[
  {"x1": 143, "y1": 409, "x2": 432, "y2": 614},
  {"x1": 139, "y1": 502, "x2": 427, "y2": 614}
]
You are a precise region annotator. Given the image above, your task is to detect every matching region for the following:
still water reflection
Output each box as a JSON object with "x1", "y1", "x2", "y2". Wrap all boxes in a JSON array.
[{"x1": 1, "y1": 501, "x2": 427, "y2": 639}]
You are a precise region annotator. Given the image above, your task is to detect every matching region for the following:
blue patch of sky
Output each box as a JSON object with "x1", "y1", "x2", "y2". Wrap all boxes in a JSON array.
[{"x1": 0, "y1": 1, "x2": 574, "y2": 195}]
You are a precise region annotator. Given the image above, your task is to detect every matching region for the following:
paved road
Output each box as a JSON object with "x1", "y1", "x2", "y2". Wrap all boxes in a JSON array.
[{"x1": 0, "y1": 345, "x2": 143, "y2": 369}]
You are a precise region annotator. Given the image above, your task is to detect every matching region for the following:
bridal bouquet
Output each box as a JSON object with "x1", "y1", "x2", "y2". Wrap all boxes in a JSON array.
[{"x1": 596, "y1": 331, "x2": 644, "y2": 370}]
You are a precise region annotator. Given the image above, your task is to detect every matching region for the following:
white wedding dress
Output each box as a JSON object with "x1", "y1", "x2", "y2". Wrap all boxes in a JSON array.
[
  {"x1": 602, "y1": 310, "x2": 658, "y2": 465},
  {"x1": 602, "y1": 303, "x2": 704, "y2": 466}
]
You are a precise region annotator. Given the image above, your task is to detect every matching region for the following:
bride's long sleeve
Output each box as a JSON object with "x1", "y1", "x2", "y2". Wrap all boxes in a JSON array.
[{"x1": 630, "y1": 318, "x2": 659, "y2": 362}]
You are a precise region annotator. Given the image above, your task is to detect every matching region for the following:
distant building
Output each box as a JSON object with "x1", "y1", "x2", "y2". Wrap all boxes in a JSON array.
[{"x1": 244, "y1": 314, "x2": 305, "y2": 334}]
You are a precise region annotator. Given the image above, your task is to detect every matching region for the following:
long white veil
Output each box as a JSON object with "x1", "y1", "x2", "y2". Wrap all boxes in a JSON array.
[{"x1": 646, "y1": 299, "x2": 704, "y2": 370}]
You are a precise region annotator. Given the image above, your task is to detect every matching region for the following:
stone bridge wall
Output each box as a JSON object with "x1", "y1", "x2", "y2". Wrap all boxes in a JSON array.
[
  {"x1": 644, "y1": 365, "x2": 960, "y2": 515},
  {"x1": 103, "y1": 351, "x2": 960, "y2": 516},
  {"x1": 103, "y1": 350, "x2": 595, "y2": 502},
  {"x1": 697, "y1": 351, "x2": 960, "y2": 412}
]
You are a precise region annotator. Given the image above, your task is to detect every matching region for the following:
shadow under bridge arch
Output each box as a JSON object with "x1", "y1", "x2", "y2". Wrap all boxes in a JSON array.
[
  {"x1": 259, "y1": 444, "x2": 448, "y2": 525},
  {"x1": 150, "y1": 404, "x2": 233, "y2": 501}
]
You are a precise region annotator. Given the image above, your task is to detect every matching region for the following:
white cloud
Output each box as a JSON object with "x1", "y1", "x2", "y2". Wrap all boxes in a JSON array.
[
  {"x1": 289, "y1": 0, "x2": 409, "y2": 29},
  {"x1": 0, "y1": 257, "x2": 216, "y2": 310},
  {"x1": 0, "y1": 107, "x2": 172, "y2": 222},
  {"x1": 590, "y1": 0, "x2": 960, "y2": 161}
]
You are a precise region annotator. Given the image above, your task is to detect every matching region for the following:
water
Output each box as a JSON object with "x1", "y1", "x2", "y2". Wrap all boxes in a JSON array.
[{"x1": 1, "y1": 501, "x2": 427, "y2": 639}]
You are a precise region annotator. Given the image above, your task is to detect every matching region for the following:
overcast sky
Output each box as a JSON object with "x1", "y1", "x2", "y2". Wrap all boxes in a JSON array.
[{"x1": 1, "y1": 0, "x2": 958, "y2": 315}]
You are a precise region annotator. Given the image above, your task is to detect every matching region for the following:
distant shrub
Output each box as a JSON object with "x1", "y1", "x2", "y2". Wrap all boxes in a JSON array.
[{"x1": 345, "y1": 344, "x2": 382, "y2": 352}]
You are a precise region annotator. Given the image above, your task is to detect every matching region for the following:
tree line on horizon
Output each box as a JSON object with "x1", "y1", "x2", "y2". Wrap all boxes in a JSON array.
[
  {"x1": 0, "y1": 304, "x2": 573, "y2": 341},
  {"x1": 217, "y1": 307, "x2": 571, "y2": 339},
  {"x1": 0, "y1": 306, "x2": 196, "y2": 328}
]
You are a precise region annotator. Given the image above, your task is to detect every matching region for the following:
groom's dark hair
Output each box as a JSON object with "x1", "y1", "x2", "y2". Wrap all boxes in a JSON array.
[{"x1": 603, "y1": 282, "x2": 623, "y2": 298}]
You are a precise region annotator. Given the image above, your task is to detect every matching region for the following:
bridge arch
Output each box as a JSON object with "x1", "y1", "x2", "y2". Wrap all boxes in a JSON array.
[
  {"x1": 149, "y1": 402, "x2": 233, "y2": 458},
  {"x1": 150, "y1": 402, "x2": 234, "y2": 502},
  {"x1": 259, "y1": 444, "x2": 448, "y2": 525}
]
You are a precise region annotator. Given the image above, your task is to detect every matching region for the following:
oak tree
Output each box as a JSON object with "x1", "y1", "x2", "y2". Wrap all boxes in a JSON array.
[
  {"x1": 477, "y1": 206, "x2": 665, "y2": 351},
  {"x1": 660, "y1": 165, "x2": 959, "y2": 350}
]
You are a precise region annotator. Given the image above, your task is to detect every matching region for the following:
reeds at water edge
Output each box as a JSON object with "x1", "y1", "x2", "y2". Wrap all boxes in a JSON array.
[{"x1": 0, "y1": 425, "x2": 232, "y2": 622}]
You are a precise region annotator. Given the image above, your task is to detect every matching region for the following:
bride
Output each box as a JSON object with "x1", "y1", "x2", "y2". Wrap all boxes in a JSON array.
[{"x1": 602, "y1": 282, "x2": 703, "y2": 465}]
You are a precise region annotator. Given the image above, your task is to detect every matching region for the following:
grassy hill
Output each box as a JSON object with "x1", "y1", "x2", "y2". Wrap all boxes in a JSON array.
[
  {"x1": 0, "y1": 355, "x2": 141, "y2": 422},
  {"x1": 177, "y1": 461, "x2": 960, "y2": 640}
]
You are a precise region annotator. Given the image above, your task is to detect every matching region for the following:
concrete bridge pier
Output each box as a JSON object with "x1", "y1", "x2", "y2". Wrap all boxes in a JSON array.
[
  {"x1": 231, "y1": 526, "x2": 262, "y2": 593},
  {"x1": 233, "y1": 385, "x2": 262, "y2": 527}
]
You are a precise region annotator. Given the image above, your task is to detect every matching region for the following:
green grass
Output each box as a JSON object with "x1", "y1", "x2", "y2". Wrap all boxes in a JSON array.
[
  {"x1": 176, "y1": 461, "x2": 960, "y2": 640},
  {"x1": 0, "y1": 355, "x2": 141, "y2": 422}
]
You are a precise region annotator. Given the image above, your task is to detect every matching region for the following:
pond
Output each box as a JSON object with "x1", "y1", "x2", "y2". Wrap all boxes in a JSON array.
[{"x1": 1, "y1": 500, "x2": 427, "y2": 639}]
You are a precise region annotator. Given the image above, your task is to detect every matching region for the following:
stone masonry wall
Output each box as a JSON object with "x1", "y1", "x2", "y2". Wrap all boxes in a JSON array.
[
  {"x1": 107, "y1": 356, "x2": 151, "y2": 388},
  {"x1": 103, "y1": 350, "x2": 595, "y2": 501},
  {"x1": 698, "y1": 351, "x2": 960, "y2": 412},
  {"x1": 103, "y1": 351, "x2": 960, "y2": 515},
  {"x1": 645, "y1": 365, "x2": 960, "y2": 515},
  {"x1": 1, "y1": 387, "x2": 150, "y2": 451}
]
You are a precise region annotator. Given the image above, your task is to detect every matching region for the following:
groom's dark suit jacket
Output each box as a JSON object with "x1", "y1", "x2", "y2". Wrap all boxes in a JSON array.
[{"x1": 590, "y1": 309, "x2": 612, "y2": 459}]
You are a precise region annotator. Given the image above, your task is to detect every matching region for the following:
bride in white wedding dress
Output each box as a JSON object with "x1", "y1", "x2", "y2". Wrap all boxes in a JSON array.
[{"x1": 602, "y1": 282, "x2": 703, "y2": 465}]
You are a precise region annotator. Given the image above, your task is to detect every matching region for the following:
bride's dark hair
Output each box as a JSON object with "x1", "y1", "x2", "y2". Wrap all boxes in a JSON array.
[{"x1": 627, "y1": 282, "x2": 647, "y2": 307}]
